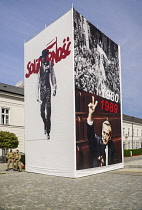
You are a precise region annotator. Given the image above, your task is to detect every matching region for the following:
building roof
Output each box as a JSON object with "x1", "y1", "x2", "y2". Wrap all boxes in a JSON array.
[
  {"x1": 0, "y1": 83, "x2": 24, "y2": 96},
  {"x1": 123, "y1": 114, "x2": 142, "y2": 124}
]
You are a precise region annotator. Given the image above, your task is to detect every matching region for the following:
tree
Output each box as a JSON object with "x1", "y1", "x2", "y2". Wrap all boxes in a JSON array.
[{"x1": 0, "y1": 131, "x2": 19, "y2": 149}]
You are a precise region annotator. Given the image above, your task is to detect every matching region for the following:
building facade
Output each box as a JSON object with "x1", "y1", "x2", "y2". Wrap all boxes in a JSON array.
[
  {"x1": 123, "y1": 114, "x2": 142, "y2": 150},
  {"x1": 0, "y1": 83, "x2": 24, "y2": 156}
]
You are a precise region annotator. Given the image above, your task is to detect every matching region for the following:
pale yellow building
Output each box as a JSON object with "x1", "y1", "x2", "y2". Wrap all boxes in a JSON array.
[
  {"x1": 123, "y1": 114, "x2": 142, "y2": 150},
  {"x1": 0, "y1": 83, "x2": 24, "y2": 156}
]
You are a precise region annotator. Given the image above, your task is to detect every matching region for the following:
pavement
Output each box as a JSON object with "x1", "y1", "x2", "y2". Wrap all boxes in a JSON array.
[{"x1": 0, "y1": 155, "x2": 142, "y2": 210}]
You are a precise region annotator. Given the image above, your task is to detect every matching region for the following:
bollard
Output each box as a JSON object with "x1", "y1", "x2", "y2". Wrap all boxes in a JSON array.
[{"x1": 130, "y1": 151, "x2": 132, "y2": 157}]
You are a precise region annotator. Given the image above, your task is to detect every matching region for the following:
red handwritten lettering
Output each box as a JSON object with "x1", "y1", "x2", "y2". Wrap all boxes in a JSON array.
[
  {"x1": 25, "y1": 37, "x2": 71, "y2": 78},
  {"x1": 25, "y1": 59, "x2": 42, "y2": 78},
  {"x1": 46, "y1": 37, "x2": 71, "y2": 66}
]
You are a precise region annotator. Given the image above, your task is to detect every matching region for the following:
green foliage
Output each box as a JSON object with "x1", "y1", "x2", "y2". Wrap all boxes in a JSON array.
[
  {"x1": 124, "y1": 149, "x2": 142, "y2": 157},
  {"x1": 0, "y1": 131, "x2": 19, "y2": 149}
]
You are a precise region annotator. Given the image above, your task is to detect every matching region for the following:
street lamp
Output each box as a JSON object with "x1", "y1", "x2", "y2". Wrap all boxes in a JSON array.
[{"x1": 132, "y1": 117, "x2": 134, "y2": 149}]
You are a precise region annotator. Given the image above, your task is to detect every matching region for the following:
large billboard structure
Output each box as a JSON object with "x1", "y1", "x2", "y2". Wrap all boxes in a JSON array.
[{"x1": 24, "y1": 8, "x2": 123, "y2": 177}]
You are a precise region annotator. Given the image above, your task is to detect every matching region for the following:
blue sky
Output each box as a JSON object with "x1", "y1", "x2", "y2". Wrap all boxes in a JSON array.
[{"x1": 0, "y1": 0, "x2": 142, "y2": 118}]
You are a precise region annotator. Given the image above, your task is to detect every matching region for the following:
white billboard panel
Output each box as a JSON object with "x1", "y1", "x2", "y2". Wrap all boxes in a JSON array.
[
  {"x1": 24, "y1": 9, "x2": 75, "y2": 177},
  {"x1": 25, "y1": 8, "x2": 123, "y2": 178}
]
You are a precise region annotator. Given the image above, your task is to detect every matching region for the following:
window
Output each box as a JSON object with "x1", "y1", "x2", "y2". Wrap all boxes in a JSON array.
[
  {"x1": 123, "y1": 142, "x2": 126, "y2": 150},
  {"x1": 128, "y1": 128, "x2": 130, "y2": 136},
  {"x1": 2, "y1": 149, "x2": 8, "y2": 156},
  {"x1": 136, "y1": 140, "x2": 140, "y2": 149},
  {"x1": 123, "y1": 128, "x2": 125, "y2": 136},
  {"x1": 1, "y1": 108, "x2": 9, "y2": 125}
]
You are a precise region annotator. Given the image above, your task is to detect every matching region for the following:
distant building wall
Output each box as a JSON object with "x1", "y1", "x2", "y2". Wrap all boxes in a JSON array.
[
  {"x1": 123, "y1": 115, "x2": 142, "y2": 150},
  {"x1": 0, "y1": 83, "x2": 24, "y2": 156}
]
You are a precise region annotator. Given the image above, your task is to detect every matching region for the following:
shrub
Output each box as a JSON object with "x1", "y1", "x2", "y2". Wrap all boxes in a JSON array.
[
  {"x1": 0, "y1": 131, "x2": 19, "y2": 149},
  {"x1": 124, "y1": 149, "x2": 142, "y2": 157}
]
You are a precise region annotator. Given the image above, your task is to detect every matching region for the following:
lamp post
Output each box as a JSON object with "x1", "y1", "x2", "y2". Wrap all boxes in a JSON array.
[
  {"x1": 125, "y1": 134, "x2": 128, "y2": 150},
  {"x1": 132, "y1": 117, "x2": 134, "y2": 149}
]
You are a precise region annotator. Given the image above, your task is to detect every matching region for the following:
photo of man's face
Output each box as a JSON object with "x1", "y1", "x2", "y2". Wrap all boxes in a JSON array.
[{"x1": 102, "y1": 123, "x2": 111, "y2": 145}]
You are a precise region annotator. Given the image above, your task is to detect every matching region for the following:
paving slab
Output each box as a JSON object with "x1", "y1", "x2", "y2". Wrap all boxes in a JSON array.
[{"x1": 0, "y1": 156, "x2": 142, "y2": 210}]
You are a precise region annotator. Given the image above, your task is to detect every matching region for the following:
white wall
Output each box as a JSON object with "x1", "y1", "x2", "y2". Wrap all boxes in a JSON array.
[
  {"x1": 24, "y1": 8, "x2": 75, "y2": 177},
  {"x1": 0, "y1": 93, "x2": 24, "y2": 153},
  {"x1": 123, "y1": 121, "x2": 142, "y2": 149}
]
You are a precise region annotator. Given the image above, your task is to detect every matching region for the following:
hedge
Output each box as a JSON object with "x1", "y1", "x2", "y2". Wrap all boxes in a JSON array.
[{"x1": 124, "y1": 149, "x2": 142, "y2": 157}]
